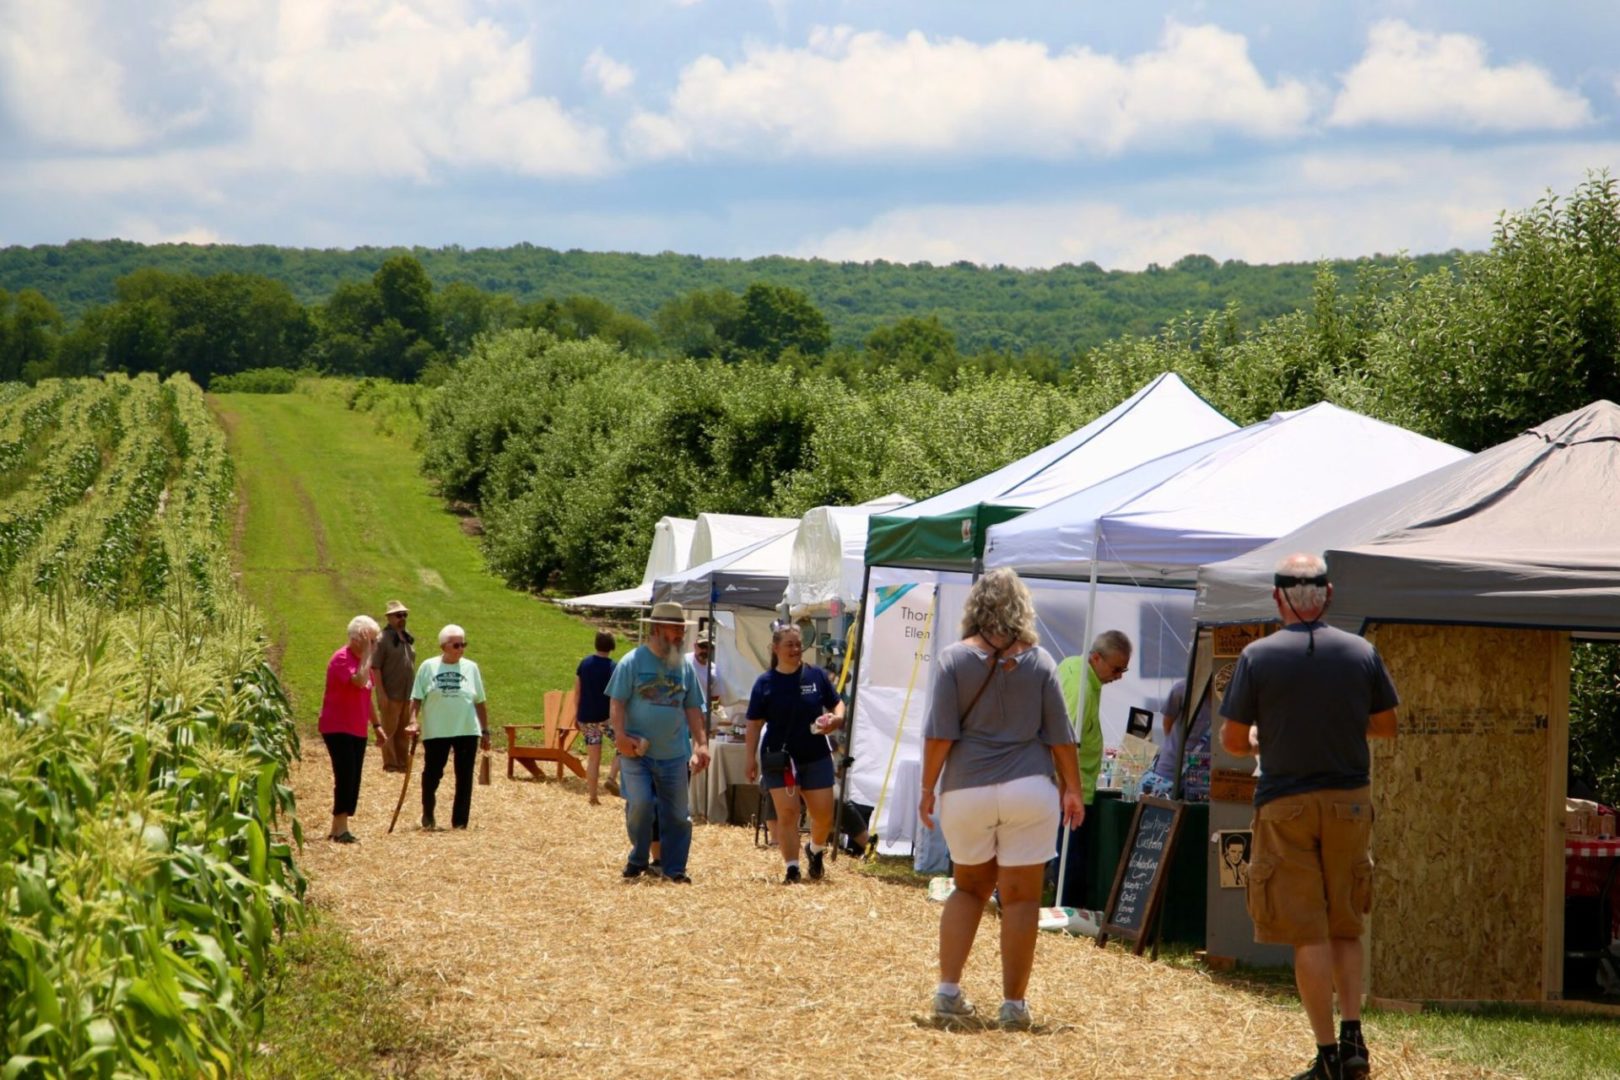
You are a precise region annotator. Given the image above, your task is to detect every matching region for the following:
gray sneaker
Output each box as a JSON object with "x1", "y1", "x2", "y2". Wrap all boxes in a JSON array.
[
  {"x1": 931, "y1": 990, "x2": 975, "y2": 1020},
  {"x1": 997, "y1": 1000, "x2": 1032, "y2": 1031}
]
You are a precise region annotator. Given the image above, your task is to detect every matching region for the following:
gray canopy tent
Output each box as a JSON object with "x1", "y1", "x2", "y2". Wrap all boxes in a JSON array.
[{"x1": 1194, "y1": 400, "x2": 1620, "y2": 1002}]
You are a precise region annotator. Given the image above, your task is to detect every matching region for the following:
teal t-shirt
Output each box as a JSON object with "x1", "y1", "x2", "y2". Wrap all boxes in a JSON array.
[
  {"x1": 411, "y1": 657, "x2": 486, "y2": 740},
  {"x1": 605, "y1": 645, "x2": 704, "y2": 760}
]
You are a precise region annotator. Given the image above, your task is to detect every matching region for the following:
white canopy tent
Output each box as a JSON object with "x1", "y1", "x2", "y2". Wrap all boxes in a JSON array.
[
  {"x1": 688, "y1": 512, "x2": 799, "y2": 567},
  {"x1": 784, "y1": 493, "x2": 912, "y2": 618},
  {"x1": 983, "y1": 402, "x2": 1471, "y2": 585},
  {"x1": 558, "y1": 516, "x2": 696, "y2": 609},
  {"x1": 653, "y1": 524, "x2": 800, "y2": 711},
  {"x1": 848, "y1": 375, "x2": 1240, "y2": 856}
]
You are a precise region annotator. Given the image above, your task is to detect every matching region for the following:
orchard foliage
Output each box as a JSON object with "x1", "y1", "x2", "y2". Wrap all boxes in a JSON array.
[{"x1": 0, "y1": 374, "x2": 301, "y2": 1078}]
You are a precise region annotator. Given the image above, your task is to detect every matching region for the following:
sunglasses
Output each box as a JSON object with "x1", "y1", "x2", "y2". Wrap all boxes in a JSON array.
[{"x1": 447, "y1": 640, "x2": 467, "y2": 649}]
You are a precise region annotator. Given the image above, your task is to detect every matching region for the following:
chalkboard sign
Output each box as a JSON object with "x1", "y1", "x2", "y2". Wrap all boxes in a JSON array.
[{"x1": 1097, "y1": 796, "x2": 1186, "y2": 956}]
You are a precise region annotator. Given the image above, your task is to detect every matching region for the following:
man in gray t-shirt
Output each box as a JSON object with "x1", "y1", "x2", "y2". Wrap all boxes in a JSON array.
[{"x1": 1218, "y1": 553, "x2": 1398, "y2": 1080}]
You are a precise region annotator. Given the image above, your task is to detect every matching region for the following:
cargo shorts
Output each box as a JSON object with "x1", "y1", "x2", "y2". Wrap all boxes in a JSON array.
[{"x1": 1246, "y1": 786, "x2": 1374, "y2": 945}]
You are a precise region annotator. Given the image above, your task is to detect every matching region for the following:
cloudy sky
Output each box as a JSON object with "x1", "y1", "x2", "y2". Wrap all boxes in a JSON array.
[{"x1": 1, "y1": 1, "x2": 1616, "y2": 269}]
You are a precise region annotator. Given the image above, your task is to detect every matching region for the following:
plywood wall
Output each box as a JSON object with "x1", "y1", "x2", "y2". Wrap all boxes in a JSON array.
[{"x1": 1365, "y1": 624, "x2": 1568, "y2": 1001}]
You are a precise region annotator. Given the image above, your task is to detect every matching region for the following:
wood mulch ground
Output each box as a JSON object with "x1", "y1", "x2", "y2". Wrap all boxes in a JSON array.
[{"x1": 292, "y1": 747, "x2": 1500, "y2": 1079}]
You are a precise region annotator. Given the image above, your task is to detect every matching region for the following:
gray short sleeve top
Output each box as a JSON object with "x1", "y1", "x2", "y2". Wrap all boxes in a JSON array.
[{"x1": 926, "y1": 641, "x2": 1074, "y2": 794}]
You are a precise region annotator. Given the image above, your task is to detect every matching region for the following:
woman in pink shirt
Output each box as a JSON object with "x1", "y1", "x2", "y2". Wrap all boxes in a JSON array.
[{"x1": 319, "y1": 615, "x2": 382, "y2": 842}]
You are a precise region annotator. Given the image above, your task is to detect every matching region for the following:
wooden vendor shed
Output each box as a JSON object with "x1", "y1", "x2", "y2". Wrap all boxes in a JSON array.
[{"x1": 1194, "y1": 400, "x2": 1620, "y2": 1002}]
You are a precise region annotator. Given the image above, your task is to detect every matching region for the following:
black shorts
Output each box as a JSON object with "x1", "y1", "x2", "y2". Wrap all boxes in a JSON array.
[{"x1": 762, "y1": 753, "x2": 835, "y2": 792}]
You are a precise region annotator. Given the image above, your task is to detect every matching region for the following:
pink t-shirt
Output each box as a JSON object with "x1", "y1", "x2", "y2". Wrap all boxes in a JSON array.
[{"x1": 319, "y1": 645, "x2": 372, "y2": 737}]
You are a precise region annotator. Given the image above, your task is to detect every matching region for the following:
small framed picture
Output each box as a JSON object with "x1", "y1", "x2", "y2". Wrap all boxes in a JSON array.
[
  {"x1": 1217, "y1": 830, "x2": 1252, "y2": 889},
  {"x1": 1125, "y1": 706, "x2": 1155, "y2": 739}
]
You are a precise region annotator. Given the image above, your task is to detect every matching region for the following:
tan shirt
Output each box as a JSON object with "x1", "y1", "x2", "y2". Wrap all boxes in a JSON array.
[{"x1": 371, "y1": 626, "x2": 417, "y2": 701}]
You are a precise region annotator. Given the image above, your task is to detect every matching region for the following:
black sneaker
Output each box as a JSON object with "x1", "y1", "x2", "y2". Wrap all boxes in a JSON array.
[
  {"x1": 667, "y1": 872, "x2": 692, "y2": 884},
  {"x1": 1290, "y1": 1051, "x2": 1342, "y2": 1080},
  {"x1": 622, "y1": 863, "x2": 650, "y2": 879},
  {"x1": 783, "y1": 864, "x2": 802, "y2": 885},
  {"x1": 806, "y1": 846, "x2": 825, "y2": 880}
]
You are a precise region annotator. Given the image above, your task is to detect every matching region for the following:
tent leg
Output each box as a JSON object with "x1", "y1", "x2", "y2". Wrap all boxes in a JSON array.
[{"x1": 832, "y1": 565, "x2": 872, "y2": 864}]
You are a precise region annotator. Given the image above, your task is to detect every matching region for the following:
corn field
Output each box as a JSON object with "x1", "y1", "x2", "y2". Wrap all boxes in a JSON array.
[{"x1": 0, "y1": 374, "x2": 302, "y2": 1077}]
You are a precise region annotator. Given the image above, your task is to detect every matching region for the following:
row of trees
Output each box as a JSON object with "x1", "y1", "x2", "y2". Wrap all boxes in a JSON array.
[
  {"x1": 2, "y1": 237, "x2": 1449, "y2": 353},
  {"x1": 0, "y1": 254, "x2": 1021, "y2": 386}
]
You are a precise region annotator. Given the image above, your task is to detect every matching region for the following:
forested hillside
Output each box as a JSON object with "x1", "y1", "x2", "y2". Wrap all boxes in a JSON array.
[{"x1": 0, "y1": 239, "x2": 1453, "y2": 354}]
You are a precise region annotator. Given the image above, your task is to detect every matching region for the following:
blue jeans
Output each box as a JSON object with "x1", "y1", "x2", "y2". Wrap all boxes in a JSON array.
[{"x1": 621, "y1": 754, "x2": 692, "y2": 875}]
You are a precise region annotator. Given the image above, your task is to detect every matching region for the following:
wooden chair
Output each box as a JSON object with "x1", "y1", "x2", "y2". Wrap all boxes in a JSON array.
[
  {"x1": 551, "y1": 689, "x2": 581, "y2": 779},
  {"x1": 503, "y1": 689, "x2": 586, "y2": 780}
]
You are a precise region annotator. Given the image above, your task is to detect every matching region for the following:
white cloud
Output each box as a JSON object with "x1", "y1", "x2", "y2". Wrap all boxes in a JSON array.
[
  {"x1": 626, "y1": 21, "x2": 1312, "y2": 161},
  {"x1": 0, "y1": 3, "x2": 151, "y2": 149},
  {"x1": 1330, "y1": 20, "x2": 1591, "y2": 133},
  {"x1": 163, "y1": 0, "x2": 614, "y2": 179},
  {"x1": 585, "y1": 48, "x2": 636, "y2": 95},
  {"x1": 796, "y1": 142, "x2": 1620, "y2": 270},
  {"x1": 113, "y1": 219, "x2": 227, "y2": 245}
]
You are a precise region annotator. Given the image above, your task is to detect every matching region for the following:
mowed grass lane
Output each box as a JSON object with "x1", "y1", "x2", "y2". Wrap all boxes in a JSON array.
[{"x1": 212, "y1": 390, "x2": 598, "y2": 725}]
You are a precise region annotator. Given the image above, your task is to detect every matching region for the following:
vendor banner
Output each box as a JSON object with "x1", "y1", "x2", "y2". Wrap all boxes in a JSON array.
[{"x1": 865, "y1": 581, "x2": 938, "y2": 689}]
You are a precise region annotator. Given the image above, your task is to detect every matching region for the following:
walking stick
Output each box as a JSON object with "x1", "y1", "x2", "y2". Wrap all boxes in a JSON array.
[{"x1": 388, "y1": 733, "x2": 420, "y2": 834}]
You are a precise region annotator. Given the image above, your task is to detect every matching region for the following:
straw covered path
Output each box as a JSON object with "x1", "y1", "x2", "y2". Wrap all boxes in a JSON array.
[{"x1": 292, "y1": 749, "x2": 1497, "y2": 1080}]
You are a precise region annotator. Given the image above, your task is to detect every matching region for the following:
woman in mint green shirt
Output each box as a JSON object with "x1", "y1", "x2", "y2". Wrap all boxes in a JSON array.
[{"x1": 405, "y1": 624, "x2": 490, "y2": 830}]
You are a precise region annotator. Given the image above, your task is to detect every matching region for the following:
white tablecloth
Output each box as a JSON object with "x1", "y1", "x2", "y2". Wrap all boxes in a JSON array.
[
  {"x1": 690, "y1": 740, "x2": 752, "y2": 823},
  {"x1": 875, "y1": 759, "x2": 921, "y2": 854}
]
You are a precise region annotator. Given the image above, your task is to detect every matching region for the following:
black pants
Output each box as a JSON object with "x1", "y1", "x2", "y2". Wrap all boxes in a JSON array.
[
  {"x1": 422, "y1": 735, "x2": 480, "y2": 828},
  {"x1": 323, "y1": 733, "x2": 367, "y2": 816}
]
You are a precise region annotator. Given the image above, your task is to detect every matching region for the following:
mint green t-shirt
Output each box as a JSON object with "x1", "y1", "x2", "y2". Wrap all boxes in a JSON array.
[{"x1": 411, "y1": 657, "x2": 486, "y2": 740}]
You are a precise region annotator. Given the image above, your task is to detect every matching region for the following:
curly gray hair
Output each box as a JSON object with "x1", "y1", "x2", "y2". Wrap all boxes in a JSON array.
[{"x1": 960, "y1": 568, "x2": 1039, "y2": 647}]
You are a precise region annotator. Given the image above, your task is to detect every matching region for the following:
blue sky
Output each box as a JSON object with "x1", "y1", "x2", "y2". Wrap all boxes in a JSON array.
[{"x1": 1, "y1": 1, "x2": 1617, "y2": 269}]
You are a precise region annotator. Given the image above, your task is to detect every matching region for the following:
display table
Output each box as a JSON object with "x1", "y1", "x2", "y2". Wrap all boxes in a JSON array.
[
  {"x1": 1566, "y1": 837, "x2": 1620, "y2": 944},
  {"x1": 1085, "y1": 794, "x2": 1208, "y2": 946},
  {"x1": 690, "y1": 740, "x2": 751, "y2": 824}
]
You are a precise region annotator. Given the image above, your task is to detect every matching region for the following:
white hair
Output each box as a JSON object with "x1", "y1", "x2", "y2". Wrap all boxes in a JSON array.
[
  {"x1": 1275, "y1": 552, "x2": 1329, "y2": 612},
  {"x1": 439, "y1": 623, "x2": 466, "y2": 646},
  {"x1": 347, "y1": 614, "x2": 380, "y2": 640}
]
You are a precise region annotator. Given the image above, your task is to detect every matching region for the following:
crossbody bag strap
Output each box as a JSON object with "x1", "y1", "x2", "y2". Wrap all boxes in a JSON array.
[{"x1": 960, "y1": 647, "x2": 1005, "y2": 722}]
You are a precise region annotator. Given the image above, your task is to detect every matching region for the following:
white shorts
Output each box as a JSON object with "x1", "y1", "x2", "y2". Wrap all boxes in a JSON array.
[{"x1": 937, "y1": 774, "x2": 1061, "y2": 867}]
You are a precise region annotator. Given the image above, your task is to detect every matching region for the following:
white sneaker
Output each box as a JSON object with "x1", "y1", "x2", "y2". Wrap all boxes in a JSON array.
[
  {"x1": 931, "y1": 990, "x2": 975, "y2": 1020},
  {"x1": 998, "y1": 1001, "x2": 1032, "y2": 1030}
]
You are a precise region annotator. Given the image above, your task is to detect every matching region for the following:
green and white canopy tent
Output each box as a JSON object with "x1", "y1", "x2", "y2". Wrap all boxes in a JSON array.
[{"x1": 846, "y1": 373, "x2": 1238, "y2": 852}]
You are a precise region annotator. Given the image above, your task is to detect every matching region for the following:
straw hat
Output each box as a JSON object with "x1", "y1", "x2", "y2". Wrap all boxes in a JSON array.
[
  {"x1": 644, "y1": 601, "x2": 688, "y2": 626},
  {"x1": 384, "y1": 599, "x2": 409, "y2": 615}
]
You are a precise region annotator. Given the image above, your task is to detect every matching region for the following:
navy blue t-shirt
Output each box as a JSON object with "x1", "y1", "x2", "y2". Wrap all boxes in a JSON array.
[
  {"x1": 747, "y1": 664, "x2": 840, "y2": 764},
  {"x1": 575, "y1": 654, "x2": 616, "y2": 724}
]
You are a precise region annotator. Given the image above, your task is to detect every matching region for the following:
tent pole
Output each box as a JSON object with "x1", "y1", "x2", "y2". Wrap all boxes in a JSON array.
[
  {"x1": 1057, "y1": 525, "x2": 1104, "y2": 909},
  {"x1": 832, "y1": 564, "x2": 873, "y2": 863},
  {"x1": 706, "y1": 593, "x2": 717, "y2": 733}
]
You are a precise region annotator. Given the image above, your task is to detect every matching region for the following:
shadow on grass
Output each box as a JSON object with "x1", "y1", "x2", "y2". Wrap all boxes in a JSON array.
[
  {"x1": 254, "y1": 907, "x2": 446, "y2": 1078},
  {"x1": 850, "y1": 853, "x2": 934, "y2": 890}
]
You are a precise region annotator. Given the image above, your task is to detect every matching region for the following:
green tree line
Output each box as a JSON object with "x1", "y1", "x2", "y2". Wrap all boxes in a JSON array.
[{"x1": 1, "y1": 237, "x2": 1453, "y2": 357}]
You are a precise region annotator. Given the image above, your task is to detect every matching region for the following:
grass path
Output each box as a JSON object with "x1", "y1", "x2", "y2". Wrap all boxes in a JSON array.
[{"x1": 213, "y1": 390, "x2": 597, "y2": 721}]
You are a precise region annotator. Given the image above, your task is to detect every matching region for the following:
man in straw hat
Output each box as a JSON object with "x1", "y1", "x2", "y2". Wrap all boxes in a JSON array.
[
  {"x1": 1219, "y1": 553, "x2": 1399, "y2": 1080},
  {"x1": 606, "y1": 601, "x2": 711, "y2": 883},
  {"x1": 371, "y1": 600, "x2": 416, "y2": 772}
]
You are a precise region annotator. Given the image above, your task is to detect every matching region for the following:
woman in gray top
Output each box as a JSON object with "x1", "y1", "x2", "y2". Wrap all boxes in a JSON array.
[{"x1": 919, "y1": 568, "x2": 1083, "y2": 1031}]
